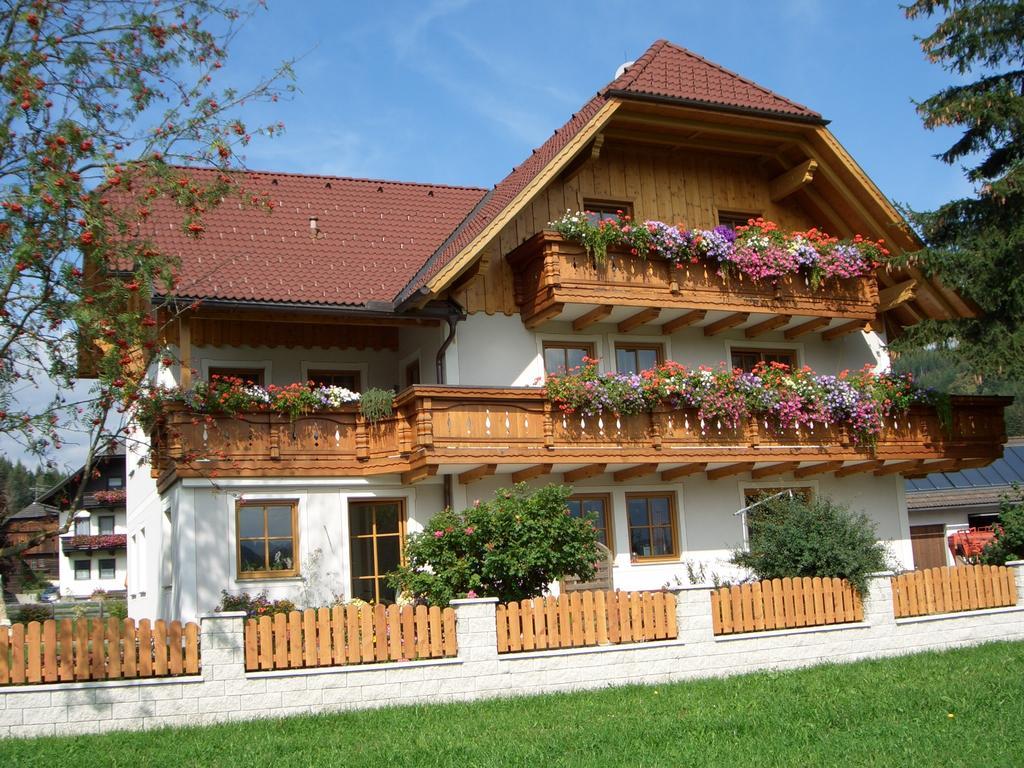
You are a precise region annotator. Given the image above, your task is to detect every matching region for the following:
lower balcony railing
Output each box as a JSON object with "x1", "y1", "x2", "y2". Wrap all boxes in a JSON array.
[{"x1": 151, "y1": 388, "x2": 1009, "y2": 486}]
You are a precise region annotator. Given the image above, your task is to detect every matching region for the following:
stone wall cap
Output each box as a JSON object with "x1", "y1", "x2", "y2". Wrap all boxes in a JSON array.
[
  {"x1": 200, "y1": 611, "x2": 247, "y2": 620},
  {"x1": 1005, "y1": 559, "x2": 1024, "y2": 567},
  {"x1": 869, "y1": 570, "x2": 896, "y2": 577},
  {"x1": 450, "y1": 597, "x2": 499, "y2": 606}
]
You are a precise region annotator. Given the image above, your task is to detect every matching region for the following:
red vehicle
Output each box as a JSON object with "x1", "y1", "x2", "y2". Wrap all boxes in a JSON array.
[{"x1": 947, "y1": 527, "x2": 998, "y2": 561}]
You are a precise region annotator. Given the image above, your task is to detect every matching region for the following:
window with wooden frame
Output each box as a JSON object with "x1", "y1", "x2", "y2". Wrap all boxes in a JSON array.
[
  {"x1": 582, "y1": 199, "x2": 633, "y2": 225},
  {"x1": 349, "y1": 499, "x2": 405, "y2": 604},
  {"x1": 236, "y1": 501, "x2": 299, "y2": 579},
  {"x1": 566, "y1": 494, "x2": 613, "y2": 549},
  {"x1": 307, "y1": 369, "x2": 361, "y2": 392},
  {"x1": 718, "y1": 210, "x2": 760, "y2": 230},
  {"x1": 208, "y1": 367, "x2": 265, "y2": 386},
  {"x1": 614, "y1": 342, "x2": 663, "y2": 375},
  {"x1": 730, "y1": 347, "x2": 797, "y2": 373},
  {"x1": 106, "y1": 475, "x2": 124, "y2": 489},
  {"x1": 542, "y1": 341, "x2": 595, "y2": 375},
  {"x1": 626, "y1": 493, "x2": 678, "y2": 562}
]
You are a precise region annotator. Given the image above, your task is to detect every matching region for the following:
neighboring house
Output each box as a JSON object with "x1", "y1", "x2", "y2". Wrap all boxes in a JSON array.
[
  {"x1": 40, "y1": 450, "x2": 128, "y2": 600},
  {"x1": 905, "y1": 439, "x2": 1023, "y2": 568},
  {"x1": 118, "y1": 40, "x2": 1009, "y2": 622},
  {"x1": 0, "y1": 503, "x2": 60, "y2": 595}
]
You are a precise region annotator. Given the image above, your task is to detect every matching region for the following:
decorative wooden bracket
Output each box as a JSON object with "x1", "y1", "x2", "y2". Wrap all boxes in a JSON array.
[
  {"x1": 613, "y1": 464, "x2": 657, "y2": 482},
  {"x1": 564, "y1": 464, "x2": 607, "y2": 482},
  {"x1": 751, "y1": 462, "x2": 799, "y2": 480},
  {"x1": 704, "y1": 312, "x2": 749, "y2": 337},
  {"x1": 459, "y1": 464, "x2": 497, "y2": 485},
  {"x1": 618, "y1": 307, "x2": 661, "y2": 333},
  {"x1": 878, "y1": 279, "x2": 917, "y2": 312},
  {"x1": 573, "y1": 304, "x2": 613, "y2": 331},
  {"x1": 769, "y1": 159, "x2": 818, "y2": 202},
  {"x1": 661, "y1": 463, "x2": 706, "y2": 481},
  {"x1": 793, "y1": 461, "x2": 842, "y2": 479},
  {"x1": 822, "y1": 320, "x2": 869, "y2": 342},
  {"x1": 745, "y1": 315, "x2": 792, "y2": 339},
  {"x1": 511, "y1": 464, "x2": 551, "y2": 483},
  {"x1": 784, "y1": 316, "x2": 830, "y2": 340},
  {"x1": 707, "y1": 462, "x2": 754, "y2": 480},
  {"x1": 661, "y1": 309, "x2": 706, "y2": 335}
]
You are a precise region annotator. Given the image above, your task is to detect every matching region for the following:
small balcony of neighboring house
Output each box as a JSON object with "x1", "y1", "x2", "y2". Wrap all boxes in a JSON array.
[
  {"x1": 149, "y1": 383, "x2": 1011, "y2": 488},
  {"x1": 505, "y1": 230, "x2": 964, "y2": 341},
  {"x1": 81, "y1": 490, "x2": 127, "y2": 508},
  {"x1": 59, "y1": 533, "x2": 128, "y2": 553}
]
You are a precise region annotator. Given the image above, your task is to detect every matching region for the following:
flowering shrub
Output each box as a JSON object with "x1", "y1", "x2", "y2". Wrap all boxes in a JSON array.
[
  {"x1": 548, "y1": 211, "x2": 889, "y2": 287},
  {"x1": 544, "y1": 358, "x2": 939, "y2": 446},
  {"x1": 135, "y1": 374, "x2": 395, "y2": 431},
  {"x1": 215, "y1": 589, "x2": 296, "y2": 618},
  {"x1": 389, "y1": 484, "x2": 601, "y2": 605}
]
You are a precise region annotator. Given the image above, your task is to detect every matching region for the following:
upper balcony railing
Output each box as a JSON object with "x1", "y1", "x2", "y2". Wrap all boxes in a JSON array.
[
  {"x1": 151, "y1": 387, "x2": 1009, "y2": 487},
  {"x1": 506, "y1": 231, "x2": 879, "y2": 329}
]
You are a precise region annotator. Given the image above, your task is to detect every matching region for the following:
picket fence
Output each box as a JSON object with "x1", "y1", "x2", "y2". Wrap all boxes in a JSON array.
[
  {"x1": 0, "y1": 618, "x2": 200, "y2": 686},
  {"x1": 243, "y1": 604, "x2": 457, "y2": 672},
  {"x1": 891, "y1": 564, "x2": 1018, "y2": 619},
  {"x1": 495, "y1": 590, "x2": 677, "y2": 654},
  {"x1": 710, "y1": 576, "x2": 863, "y2": 636}
]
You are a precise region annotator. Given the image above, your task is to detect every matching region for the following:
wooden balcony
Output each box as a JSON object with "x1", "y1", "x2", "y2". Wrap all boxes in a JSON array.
[
  {"x1": 507, "y1": 231, "x2": 880, "y2": 337},
  {"x1": 152, "y1": 388, "x2": 1009, "y2": 488}
]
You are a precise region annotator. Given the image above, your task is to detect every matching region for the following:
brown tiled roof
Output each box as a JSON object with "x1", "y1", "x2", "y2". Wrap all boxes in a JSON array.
[
  {"x1": 397, "y1": 40, "x2": 822, "y2": 302},
  {"x1": 603, "y1": 39, "x2": 821, "y2": 120},
  {"x1": 141, "y1": 169, "x2": 485, "y2": 307}
]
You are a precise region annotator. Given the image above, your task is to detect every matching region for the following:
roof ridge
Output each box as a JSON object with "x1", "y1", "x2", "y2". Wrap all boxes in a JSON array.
[
  {"x1": 604, "y1": 38, "x2": 668, "y2": 91},
  {"x1": 167, "y1": 164, "x2": 488, "y2": 193}
]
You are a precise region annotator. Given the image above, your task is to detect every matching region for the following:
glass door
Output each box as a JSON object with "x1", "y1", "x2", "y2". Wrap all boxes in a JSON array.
[{"x1": 349, "y1": 499, "x2": 405, "y2": 603}]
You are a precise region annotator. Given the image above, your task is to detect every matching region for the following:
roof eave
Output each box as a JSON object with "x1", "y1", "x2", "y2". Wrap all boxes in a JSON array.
[{"x1": 602, "y1": 88, "x2": 829, "y2": 126}]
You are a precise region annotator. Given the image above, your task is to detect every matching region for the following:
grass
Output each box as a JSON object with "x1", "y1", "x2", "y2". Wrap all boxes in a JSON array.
[{"x1": 2, "y1": 641, "x2": 1023, "y2": 767}]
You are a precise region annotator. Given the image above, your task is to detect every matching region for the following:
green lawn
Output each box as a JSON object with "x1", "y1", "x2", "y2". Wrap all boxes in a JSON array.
[{"x1": 3, "y1": 641, "x2": 1022, "y2": 767}]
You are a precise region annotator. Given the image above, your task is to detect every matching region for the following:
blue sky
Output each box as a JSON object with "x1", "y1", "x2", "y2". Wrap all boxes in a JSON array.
[{"x1": 228, "y1": 0, "x2": 971, "y2": 211}]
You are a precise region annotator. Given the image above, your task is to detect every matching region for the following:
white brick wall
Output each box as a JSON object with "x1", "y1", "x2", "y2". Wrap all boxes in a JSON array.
[{"x1": 2, "y1": 564, "x2": 1022, "y2": 738}]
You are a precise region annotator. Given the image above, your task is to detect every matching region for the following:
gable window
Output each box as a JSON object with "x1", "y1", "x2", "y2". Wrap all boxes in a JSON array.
[
  {"x1": 566, "y1": 494, "x2": 613, "y2": 549},
  {"x1": 74, "y1": 517, "x2": 90, "y2": 536},
  {"x1": 615, "y1": 343, "x2": 663, "y2": 375},
  {"x1": 74, "y1": 560, "x2": 90, "y2": 580},
  {"x1": 308, "y1": 369, "x2": 361, "y2": 392},
  {"x1": 98, "y1": 558, "x2": 116, "y2": 580},
  {"x1": 98, "y1": 516, "x2": 115, "y2": 535},
  {"x1": 236, "y1": 501, "x2": 299, "y2": 579},
  {"x1": 718, "y1": 210, "x2": 759, "y2": 230},
  {"x1": 626, "y1": 493, "x2": 678, "y2": 562},
  {"x1": 730, "y1": 347, "x2": 797, "y2": 373},
  {"x1": 543, "y1": 341, "x2": 595, "y2": 375},
  {"x1": 583, "y1": 199, "x2": 632, "y2": 225},
  {"x1": 209, "y1": 367, "x2": 264, "y2": 386}
]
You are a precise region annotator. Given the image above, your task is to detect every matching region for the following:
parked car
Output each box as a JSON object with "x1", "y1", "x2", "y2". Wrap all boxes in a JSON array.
[{"x1": 38, "y1": 585, "x2": 60, "y2": 603}]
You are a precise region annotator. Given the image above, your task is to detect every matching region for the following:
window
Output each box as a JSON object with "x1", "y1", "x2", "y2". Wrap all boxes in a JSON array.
[
  {"x1": 98, "y1": 516, "x2": 115, "y2": 535},
  {"x1": 967, "y1": 512, "x2": 1001, "y2": 529},
  {"x1": 106, "y1": 476, "x2": 124, "y2": 490},
  {"x1": 566, "y1": 494, "x2": 613, "y2": 549},
  {"x1": 741, "y1": 487, "x2": 813, "y2": 541},
  {"x1": 349, "y1": 500, "x2": 405, "y2": 603},
  {"x1": 308, "y1": 369, "x2": 361, "y2": 391},
  {"x1": 74, "y1": 560, "x2": 90, "y2": 580},
  {"x1": 583, "y1": 199, "x2": 632, "y2": 225},
  {"x1": 405, "y1": 360, "x2": 421, "y2": 388},
  {"x1": 730, "y1": 347, "x2": 797, "y2": 373},
  {"x1": 236, "y1": 501, "x2": 299, "y2": 579},
  {"x1": 74, "y1": 517, "x2": 90, "y2": 536},
  {"x1": 208, "y1": 367, "x2": 264, "y2": 386},
  {"x1": 626, "y1": 493, "x2": 678, "y2": 561},
  {"x1": 718, "y1": 210, "x2": 759, "y2": 230},
  {"x1": 543, "y1": 341, "x2": 595, "y2": 374},
  {"x1": 98, "y1": 558, "x2": 116, "y2": 580},
  {"x1": 615, "y1": 343, "x2": 663, "y2": 374}
]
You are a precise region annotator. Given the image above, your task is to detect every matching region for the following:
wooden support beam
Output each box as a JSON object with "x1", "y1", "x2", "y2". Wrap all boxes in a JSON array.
[
  {"x1": 458, "y1": 464, "x2": 497, "y2": 485},
  {"x1": 873, "y1": 460, "x2": 924, "y2": 477},
  {"x1": 703, "y1": 312, "x2": 749, "y2": 337},
  {"x1": 784, "y1": 316, "x2": 830, "y2": 340},
  {"x1": 661, "y1": 463, "x2": 707, "y2": 481},
  {"x1": 618, "y1": 307, "x2": 661, "y2": 333},
  {"x1": 563, "y1": 464, "x2": 607, "y2": 483},
  {"x1": 613, "y1": 464, "x2": 657, "y2": 483},
  {"x1": 793, "y1": 461, "x2": 843, "y2": 479},
  {"x1": 590, "y1": 132, "x2": 605, "y2": 160},
  {"x1": 572, "y1": 305, "x2": 613, "y2": 331},
  {"x1": 661, "y1": 309, "x2": 706, "y2": 334},
  {"x1": 745, "y1": 314, "x2": 792, "y2": 339},
  {"x1": 822, "y1": 320, "x2": 868, "y2": 342},
  {"x1": 523, "y1": 303, "x2": 565, "y2": 329},
  {"x1": 877, "y1": 279, "x2": 917, "y2": 313},
  {"x1": 751, "y1": 462, "x2": 799, "y2": 480},
  {"x1": 903, "y1": 459, "x2": 960, "y2": 479},
  {"x1": 178, "y1": 315, "x2": 192, "y2": 389},
  {"x1": 401, "y1": 465, "x2": 436, "y2": 485},
  {"x1": 707, "y1": 462, "x2": 754, "y2": 481},
  {"x1": 834, "y1": 461, "x2": 884, "y2": 477},
  {"x1": 769, "y1": 159, "x2": 818, "y2": 201},
  {"x1": 511, "y1": 464, "x2": 551, "y2": 484}
]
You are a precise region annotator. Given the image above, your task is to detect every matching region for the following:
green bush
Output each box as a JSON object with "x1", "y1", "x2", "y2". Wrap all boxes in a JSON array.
[
  {"x1": 215, "y1": 590, "x2": 296, "y2": 618},
  {"x1": 730, "y1": 493, "x2": 888, "y2": 595},
  {"x1": 104, "y1": 599, "x2": 128, "y2": 620},
  {"x1": 13, "y1": 604, "x2": 52, "y2": 623},
  {"x1": 980, "y1": 487, "x2": 1024, "y2": 565},
  {"x1": 389, "y1": 483, "x2": 601, "y2": 605}
]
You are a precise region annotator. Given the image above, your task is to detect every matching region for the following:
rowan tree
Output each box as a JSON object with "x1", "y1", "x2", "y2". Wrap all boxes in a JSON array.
[{"x1": 0, "y1": 0, "x2": 293, "y2": 564}]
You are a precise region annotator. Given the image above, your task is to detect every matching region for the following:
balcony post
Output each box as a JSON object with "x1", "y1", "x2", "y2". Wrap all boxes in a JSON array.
[
  {"x1": 355, "y1": 415, "x2": 369, "y2": 461},
  {"x1": 543, "y1": 401, "x2": 555, "y2": 450},
  {"x1": 269, "y1": 421, "x2": 281, "y2": 460},
  {"x1": 416, "y1": 397, "x2": 433, "y2": 449}
]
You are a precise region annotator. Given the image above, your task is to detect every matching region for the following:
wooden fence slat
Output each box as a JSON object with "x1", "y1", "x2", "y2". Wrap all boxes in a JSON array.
[
  {"x1": 641, "y1": 592, "x2": 656, "y2": 641},
  {"x1": 59, "y1": 619, "x2": 74, "y2": 681},
  {"x1": 507, "y1": 602, "x2": 522, "y2": 653},
  {"x1": 710, "y1": 590, "x2": 723, "y2": 635},
  {"x1": 292, "y1": 611, "x2": 307, "y2": 668},
  {"x1": 273, "y1": 613, "x2": 289, "y2": 669},
  {"x1": 331, "y1": 607, "x2": 346, "y2": 665},
  {"x1": 535, "y1": 597, "x2": 549, "y2": 650},
  {"x1": 495, "y1": 604, "x2": 509, "y2": 654},
  {"x1": 10, "y1": 623, "x2": 25, "y2": 684},
  {"x1": 652, "y1": 592, "x2": 666, "y2": 639},
  {"x1": 153, "y1": 620, "x2": 169, "y2": 677},
  {"x1": 323, "y1": 608, "x2": 337, "y2": 666},
  {"x1": 428, "y1": 606, "x2": 443, "y2": 658},
  {"x1": 0, "y1": 626, "x2": 9, "y2": 685},
  {"x1": 121, "y1": 619, "x2": 138, "y2": 679},
  {"x1": 582, "y1": 592, "x2": 597, "y2": 646},
  {"x1": 258, "y1": 615, "x2": 273, "y2": 671},
  {"x1": 26, "y1": 622, "x2": 42, "y2": 683},
  {"x1": 168, "y1": 621, "x2": 183, "y2": 675},
  {"x1": 302, "y1": 609, "x2": 318, "y2": 667},
  {"x1": 89, "y1": 618, "x2": 105, "y2": 679},
  {"x1": 569, "y1": 592, "x2": 584, "y2": 647},
  {"x1": 770, "y1": 579, "x2": 785, "y2": 630},
  {"x1": 595, "y1": 591, "x2": 609, "y2": 645},
  {"x1": 606, "y1": 592, "x2": 620, "y2": 644},
  {"x1": 519, "y1": 600, "x2": 535, "y2": 652},
  {"x1": 739, "y1": 584, "x2": 754, "y2": 633},
  {"x1": 372, "y1": 605, "x2": 387, "y2": 663},
  {"x1": 138, "y1": 620, "x2": 153, "y2": 678},
  {"x1": 442, "y1": 606, "x2": 457, "y2": 657},
  {"x1": 629, "y1": 592, "x2": 644, "y2": 644},
  {"x1": 106, "y1": 618, "x2": 122, "y2": 679},
  {"x1": 42, "y1": 620, "x2": 58, "y2": 683},
  {"x1": 665, "y1": 592, "x2": 678, "y2": 639},
  {"x1": 562, "y1": 593, "x2": 576, "y2": 648},
  {"x1": 184, "y1": 622, "x2": 200, "y2": 674},
  {"x1": 1006, "y1": 566, "x2": 1018, "y2": 606},
  {"x1": 940, "y1": 567, "x2": 954, "y2": 613},
  {"x1": 387, "y1": 605, "x2": 402, "y2": 661},
  {"x1": 414, "y1": 605, "x2": 429, "y2": 659},
  {"x1": 400, "y1": 604, "x2": 415, "y2": 660},
  {"x1": 244, "y1": 620, "x2": 258, "y2": 671},
  {"x1": 360, "y1": 605, "x2": 375, "y2": 661},
  {"x1": 750, "y1": 582, "x2": 764, "y2": 632}
]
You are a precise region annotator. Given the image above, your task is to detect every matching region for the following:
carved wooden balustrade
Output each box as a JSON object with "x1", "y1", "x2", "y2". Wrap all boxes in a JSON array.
[
  {"x1": 507, "y1": 231, "x2": 879, "y2": 328},
  {"x1": 152, "y1": 388, "x2": 1009, "y2": 486}
]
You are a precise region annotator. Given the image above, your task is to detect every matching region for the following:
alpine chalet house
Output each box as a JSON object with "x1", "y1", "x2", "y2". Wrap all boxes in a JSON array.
[{"x1": 123, "y1": 41, "x2": 1009, "y2": 621}]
